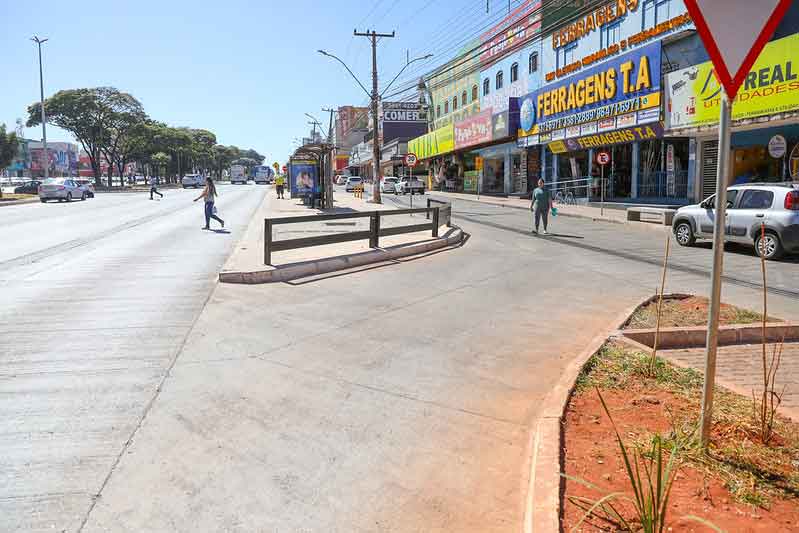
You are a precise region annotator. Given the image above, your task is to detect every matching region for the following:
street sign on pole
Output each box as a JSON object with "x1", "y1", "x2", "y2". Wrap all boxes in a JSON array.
[
  {"x1": 684, "y1": 0, "x2": 791, "y2": 448},
  {"x1": 403, "y1": 153, "x2": 418, "y2": 167},
  {"x1": 596, "y1": 150, "x2": 610, "y2": 216},
  {"x1": 683, "y1": 0, "x2": 792, "y2": 100}
]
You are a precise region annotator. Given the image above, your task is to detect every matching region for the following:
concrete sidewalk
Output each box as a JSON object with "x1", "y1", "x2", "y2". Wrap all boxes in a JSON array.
[
  {"x1": 427, "y1": 190, "x2": 670, "y2": 227},
  {"x1": 221, "y1": 187, "x2": 461, "y2": 283}
]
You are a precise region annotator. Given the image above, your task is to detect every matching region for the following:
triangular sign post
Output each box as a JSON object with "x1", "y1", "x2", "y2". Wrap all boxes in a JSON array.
[
  {"x1": 685, "y1": 0, "x2": 793, "y2": 449},
  {"x1": 683, "y1": 0, "x2": 792, "y2": 100}
]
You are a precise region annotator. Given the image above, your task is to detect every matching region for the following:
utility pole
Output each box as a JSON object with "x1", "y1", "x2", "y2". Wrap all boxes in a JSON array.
[
  {"x1": 31, "y1": 36, "x2": 49, "y2": 180},
  {"x1": 354, "y1": 29, "x2": 394, "y2": 204},
  {"x1": 323, "y1": 107, "x2": 336, "y2": 209}
]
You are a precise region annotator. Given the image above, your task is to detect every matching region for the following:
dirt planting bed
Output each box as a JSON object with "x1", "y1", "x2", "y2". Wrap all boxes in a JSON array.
[
  {"x1": 623, "y1": 294, "x2": 775, "y2": 330},
  {"x1": 562, "y1": 342, "x2": 799, "y2": 532}
]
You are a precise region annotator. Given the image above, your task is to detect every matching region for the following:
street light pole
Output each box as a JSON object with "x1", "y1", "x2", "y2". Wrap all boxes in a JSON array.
[{"x1": 31, "y1": 36, "x2": 49, "y2": 180}]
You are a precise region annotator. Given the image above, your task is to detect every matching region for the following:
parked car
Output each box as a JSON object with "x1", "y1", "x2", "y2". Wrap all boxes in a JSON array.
[
  {"x1": 181, "y1": 174, "x2": 206, "y2": 188},
  {"x1": 345, "y1": 176, "x2": 363, "y2": 192},
  {"x1": 380, "y1": 177, "x2": 399, "y2": 194},
  {"x1": 395, "y1": 176, "x2": 425, "y2": 195},
  {"x1": 38, "y1": 178, "x2": 87, "y2": 202},
  {"x1": 334, "y1": 175, "x2": 349, "y2": 185},
  {"x1": 75, "y1": 179, "x2": 95, "y2": 198},
  {"x1": 13, "y1": 180, "x2": 41, "y2": 195},
  {"x1": 672, "y1": 183, "x2": 799, "y2": 260}
]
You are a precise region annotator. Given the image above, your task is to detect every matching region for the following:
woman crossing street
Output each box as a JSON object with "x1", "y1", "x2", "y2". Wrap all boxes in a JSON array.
[{"x1": 194, "y1": 177, "x2": 225, "y2": 230}]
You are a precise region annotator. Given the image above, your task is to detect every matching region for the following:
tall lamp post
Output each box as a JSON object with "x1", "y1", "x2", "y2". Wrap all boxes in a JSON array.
[
  {"x1": 318, "y1": 47, "x2": 432, "y2": 204},
  {"x1": 31, "y1": 35, "x2": 49, "y2": 180}
]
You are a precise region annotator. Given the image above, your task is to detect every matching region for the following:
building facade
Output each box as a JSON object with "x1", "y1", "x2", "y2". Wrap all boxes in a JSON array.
[{"x1": 407, "y1": 0, "x2": 799, "y2": 202}]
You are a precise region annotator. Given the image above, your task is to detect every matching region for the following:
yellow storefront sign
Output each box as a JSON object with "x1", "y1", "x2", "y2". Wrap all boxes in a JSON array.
[
  {"x1": 666, "y1": 32, "x2": 799, "y2": 129},
  {"x1": 408, "y1": 124, "x2": 454, "y2": 160}
]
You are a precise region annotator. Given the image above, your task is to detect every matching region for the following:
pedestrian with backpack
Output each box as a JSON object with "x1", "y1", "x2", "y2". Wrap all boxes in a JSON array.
[{"x1": 194, "y1": 177, "x2": 225, "y2": 230}]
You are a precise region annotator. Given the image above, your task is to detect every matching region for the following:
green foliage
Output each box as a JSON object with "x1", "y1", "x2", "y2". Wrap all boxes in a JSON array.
[{"x1": 0, "y1": 123, "x2": 18, "y2": 171}]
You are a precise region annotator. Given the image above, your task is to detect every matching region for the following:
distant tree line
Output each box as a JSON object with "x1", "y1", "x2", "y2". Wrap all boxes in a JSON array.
[{"x1": 26, "y1": 87, "x2": 264, "y2": 187}]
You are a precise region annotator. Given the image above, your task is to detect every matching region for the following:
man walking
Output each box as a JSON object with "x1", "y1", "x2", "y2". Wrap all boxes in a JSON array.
[
  {"x1": 531, "y1": 178, "x2": 552, "y2": 235},
  {"x1": 150, "y1": 176, "x2": 163, "y2": 200},
  {"x1": 275, "y1": 174, "x2": 286, "y2": 199}
]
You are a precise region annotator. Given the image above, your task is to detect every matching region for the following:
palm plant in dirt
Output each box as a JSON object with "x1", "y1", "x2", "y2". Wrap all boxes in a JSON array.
[{"x1": 566, "y1": 389, "x2": 721, "y2": 532}]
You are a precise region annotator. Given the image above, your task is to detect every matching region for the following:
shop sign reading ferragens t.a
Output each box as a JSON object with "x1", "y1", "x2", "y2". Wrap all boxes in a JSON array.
[{"x1": 518, "y1": 41, "x2": 661, "y2": 139}]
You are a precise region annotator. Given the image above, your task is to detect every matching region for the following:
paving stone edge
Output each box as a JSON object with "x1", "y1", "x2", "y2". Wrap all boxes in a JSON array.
[{"x1": 523, "y1": 296, "x2": 656, "y2": 533}]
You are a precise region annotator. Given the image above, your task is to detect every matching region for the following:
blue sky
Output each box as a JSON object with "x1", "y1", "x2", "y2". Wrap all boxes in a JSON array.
[{"x1": 1, "y1": 0, "x2": 528, "y2": 164}]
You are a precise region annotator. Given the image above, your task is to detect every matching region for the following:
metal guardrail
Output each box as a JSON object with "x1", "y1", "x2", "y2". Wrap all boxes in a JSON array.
[
  {"x1": 264, "y1": 204, "x2": 450, "y2": 265},
  {"x1": 426, "y1": 198, "x2": 453, "y2": 227}
]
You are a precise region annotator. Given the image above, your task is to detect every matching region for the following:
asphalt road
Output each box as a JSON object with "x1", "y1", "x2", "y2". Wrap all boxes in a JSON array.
[
  {"x1": 0, "y1": 185, "x2": 267, "y2": 532},
  {"x1": 4, "y1": 184, "x2": 797, "y2": 532},
  {"x1": 77, "y1": 188, "x2": 797, "y2": 532}
]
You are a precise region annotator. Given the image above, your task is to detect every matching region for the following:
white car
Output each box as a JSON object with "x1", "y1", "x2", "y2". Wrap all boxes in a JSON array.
[
  {"x1": 181, "y1": 174, "x2": 206, "y2": 188},
  {"x1": 395, "y1": 176, "x2": 425, "y2": 195},
  {"x1": 345, "y1": 177, "x2": 363, "y2": 192},
  {"x1": 38, "y1": 178, "x2": 87, "y2": 202},
  {"x1": 380, "y1": 177, "x2": 399, "y2": 193}
]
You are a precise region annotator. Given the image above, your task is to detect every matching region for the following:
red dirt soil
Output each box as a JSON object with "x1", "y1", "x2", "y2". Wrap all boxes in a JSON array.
[{"x1": 562, "y1": 388, "x2": 799, "y2": 532}]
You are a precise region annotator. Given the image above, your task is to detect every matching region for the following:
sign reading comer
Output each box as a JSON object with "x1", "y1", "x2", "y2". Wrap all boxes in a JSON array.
[{"x1": 519, "y1": 41, "x2": 661, "y2": 139}]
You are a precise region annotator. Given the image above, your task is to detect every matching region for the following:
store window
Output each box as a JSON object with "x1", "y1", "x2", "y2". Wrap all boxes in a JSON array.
[
  {"x1": 483, "y1": 78, "x2": 490, "y2": 96},
  {"x1": 496, "y1": 71, "x2": 503, "y2": 90},
  {"x1": 556, "y1": 42, "x2": 577, "y2": 70},
  {"x1": 642, "y1": 0, "x2": 671, "y2": 28},
  {"x1": 639, "y1": 139, "x2": 690, "y2": 199},
  {"x1": 472, "y1": 84, "x2": 478, "y2": 102},
  {"x1": 602, "y1": 20, "x2": 622, "y2": 47},
  {"x1": 529, "y1": 52, "x2": 538, "y2": 73},
  {"x1": 453, "y1": 95, "x2": 458, "y2": 111},
  {"x1": 510, "y1": 62, "x2": 519, "y2": 83}
]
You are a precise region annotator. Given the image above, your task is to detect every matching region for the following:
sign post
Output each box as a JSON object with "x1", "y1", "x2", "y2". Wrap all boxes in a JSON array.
[
  {"x1": 595, "y1": 150, "x2": 610, "y2": 217},
  {"x1": 683, "y1": 0, "x2": 791, "y2": 448}
]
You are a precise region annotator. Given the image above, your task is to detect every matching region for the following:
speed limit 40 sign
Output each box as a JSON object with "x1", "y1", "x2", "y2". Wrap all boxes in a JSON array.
[
  {"x1": 596, "y1": 150, "x2": 611, "y2": 166},
  {"x1": 403, "y1": 153, "x2": 418, "y2": 167}
]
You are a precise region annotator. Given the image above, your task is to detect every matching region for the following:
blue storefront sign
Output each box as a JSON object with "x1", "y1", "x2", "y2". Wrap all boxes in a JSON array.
[{"x1": 519, "y1": 41, "x2": 662, "y2": 141}]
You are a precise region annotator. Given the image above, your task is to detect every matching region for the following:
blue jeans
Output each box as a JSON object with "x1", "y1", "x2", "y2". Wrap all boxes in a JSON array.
[{"x1": 204, "y1": 201, "x2": 223, "y2": 228}]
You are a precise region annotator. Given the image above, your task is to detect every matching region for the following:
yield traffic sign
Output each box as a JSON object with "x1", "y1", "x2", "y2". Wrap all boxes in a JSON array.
[{"x1": 683, "y1": 0, "x2": 792, "y2": 99}]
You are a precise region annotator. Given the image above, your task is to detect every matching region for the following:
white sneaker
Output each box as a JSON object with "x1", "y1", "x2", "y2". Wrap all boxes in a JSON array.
[{"x1": 542, "y1": 230, "x2": 548, "y2": 235}]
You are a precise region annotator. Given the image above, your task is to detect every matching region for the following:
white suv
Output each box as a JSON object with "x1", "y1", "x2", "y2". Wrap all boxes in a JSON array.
[
  {"x1": 672, "y1": 183, "x2": 799, "y2": 260},
  {"x1": 181, "y1": 174, "x2": 206, "y2": 188}
]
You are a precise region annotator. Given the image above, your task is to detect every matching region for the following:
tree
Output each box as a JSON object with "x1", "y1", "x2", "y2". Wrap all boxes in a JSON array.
[
  {"x1": 94, "y1": 88, "x2": 146, "y2": 186},
  {"x1": 242, "y1": 148, "x2": 264, "y2": 165},
  {"x1": 27, "y1": 87, "x2": 144, "y2": 187},
  {"x1": 150, "y1": 152, "x2": 171, "y2": 181},
  {"x1": 0, "y1": 124, "x2": 19, "y2": 199}
]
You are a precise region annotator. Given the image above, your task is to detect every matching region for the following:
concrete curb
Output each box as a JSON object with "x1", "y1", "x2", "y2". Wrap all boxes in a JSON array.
[
  {"x1": 428, "y1": 193, "x2": 670, "y2": 231},
  {"x1": 0, "y1": 197, "x2": 39, "y2": 207},
  {"x1": 219, "y1": 227, "x2": 464, "y2": 284},
  {"x1": 523, "y1": 298, "x2": 652, "y2": 533}
]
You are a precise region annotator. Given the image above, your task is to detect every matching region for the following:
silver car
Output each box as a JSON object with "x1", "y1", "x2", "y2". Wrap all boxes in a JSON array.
[
  {"x1": 39, "y1": 178, "x2": 87, "y2": 202},
  {"x1": 345, "y1": 177, "x2": 363, "y2": 192},
  {"x1": 672, "y1": 183, "x2": 799, "y2": 260}
]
